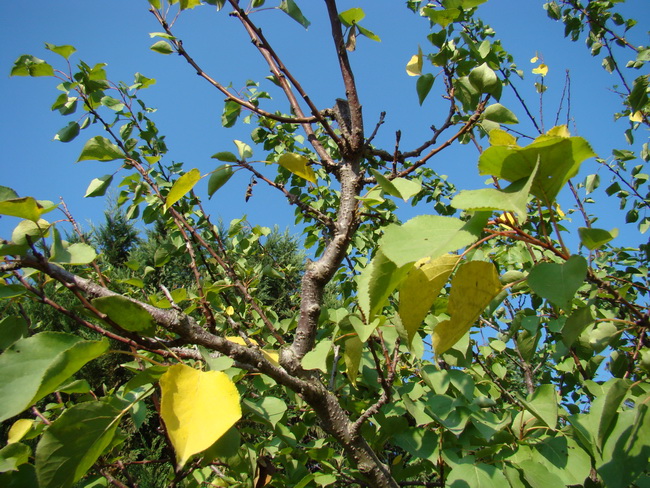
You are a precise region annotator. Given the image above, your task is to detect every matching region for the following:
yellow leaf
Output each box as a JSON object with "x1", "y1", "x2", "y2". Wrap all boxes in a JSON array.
[
  {"x1": 630, "y1": 111, "x2": 644, "y2": 122},
  {"x1": 165, "y1": 168, "x2": 202, "y2": 211},
  {"x1": 530, "y1": 56, "x2": 539, "y2": 63},
  {"x1": 226, "y1": 336, "x2": 278, "y2": 366},
  {"x1": 488, "y1": 129, "x2": 519, "y2": 147},
  {"x1": 225, "y1": 306, "x2": 234, "y2": 316},
  {"x1": 160, "y1": 364, "x2": 241, "y2": 468},
  {"x1": 227, "y1": 336, "x2": 258, "y2": 346},
  {"x1": 431, "y1": 261, "x2": 502, "y2": 355},
  {"x1": 406, "y1": 47, "x2": 423, "y2": 76},
  {"x1": 277, "y1": 153, "x2": 317, "y2": 183},
  {"x1": 8, "y1": 418, "x2": 34, "y2": 444},
  {"x1": 399, "y1": 254, "x2": 460, "y2": 346},
  {"x1": 546, "y1": 125, "x2": 571, "y2": 137},
  {"x1": 532, "y1": 64, "x2": 548, "y2": 76}
]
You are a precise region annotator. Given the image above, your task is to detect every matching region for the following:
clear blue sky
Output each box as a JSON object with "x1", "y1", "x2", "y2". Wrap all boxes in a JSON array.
[{"x1": 1, "y1": 1, "x2": 648, "y2": 247}]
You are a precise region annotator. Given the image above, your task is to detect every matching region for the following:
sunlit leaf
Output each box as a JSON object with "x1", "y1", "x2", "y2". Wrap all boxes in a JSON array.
[
  {"x1": 0, "y1": 332, "x2": 109, "y2": 423},
  {"x1": 77, "y1": 136, "x2": 125, "y2": 162},
  {"x1": 35, "y1": 402, "x2": 121, "y2": 488},
  {"x1": 278, "y1": 153, "x2": 317, "y2": 183},
  {"x1": 399, "y1": 255, "x2": 459, "y2": 346},
  {"x1": 532, "y1": 64, "x2": 549, "y2": 76},
  {"x1": 527, "y1": 255, "x2": 587, "y2": 309},
  {"x1": 165, "y1": 168, "x2": 202, "y2": 211},
  {"x1": 482, "y1": 103, "x2": 519, "y2": 124},
  {"x1": 339, "y1": 7, "x2": 364, "y2": 27},
  {"x1": 10, "y1": 55, "x2": 54, "y2": 77},
  {"x1": 431, "y1": 261, "x2": 502, "y2": 355},
  {"x1": 91, "y1": 295, "x2": 157, "y2": 336},
  {"x1": 479, "y1": 126, "x2": 597, "y2": 203},
  {"x1": 44, "y1": 43, "x2": 76, "y2": 59},
  {"x1": 278, "y1": 0, "x2": 310, "y2": 29},
  {"x1": 451, "y1": 163, "x2": 537, "y2": 222},
  {"x1": 0, "y1": 197, "x2": 56, "y2": 222},
  {"x1": 234, "y1": 140, "x2": 252, "y2": 159},
  {"x1": 406, "y1": 47, "x2": 423, "y2": 76},
  {"x1": 49, "y1": 227, "x2": 97, "y2": 265},
  {"x1": 150, "y1": 40, "x2": 174, "y2": 54},
  {"x1": 160, "y1": 364, "x2": 242, "y2": 468},
  {"x1": 343, "y1": 336, "x2": 362, "y2": 385},
  {"x1": 379, "y1": 214, "x2": 486, "y2": 268},
  {"x1": 578, "y1": 227, "x2": 618, "y2": 250},
  {"x1": 356, "y1": 250, "x2": 413, "y2": 322},
  {"x1": 423, "y1": 7, "x2": 460, "y2": 27}
]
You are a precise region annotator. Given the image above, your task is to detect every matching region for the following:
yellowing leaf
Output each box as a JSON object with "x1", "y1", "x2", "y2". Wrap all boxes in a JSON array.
[
  {"x1": 160, "y1": 364, "x2": 241, "y2": 468},
  {"x1": 432, "y1": 261, "x2": 502, "y2": 355},
  {"x1": 227, "y1": 336, "x2": 257, "y2": 346},
  {"x1": 344, "y1": 336, "x2": 363, "y2": 386},
  {"x1": 225, "y1": 306, "x2": 235, "y2": 316},
  {"x1": 530, "y1": 56, "x2": 539, "y2": 63},
  {"x1": 406, "y1": 47, "x2": 423, "y2": 76},
  {"x1": 629, "y1": 111, "x2": 644, "y2": 122},
  {"x1": 165, "y1": 168, "x2": 202, "y2": 211},
  {"x1": 8, "y1": 418, "x2": 34, "y2": 443},
  {"x1": 532, "y1": 64, "x2": 549, "y2": 76},
  {"x1": 488, "y1": 129, "x2": 519, "y2": 147},
  {"x1": 277, "y1": 153, "x2": 316, "y2": 183},
  {"x1": 399, "y1": 254, "x2": 460, "y2": 346},
  {"x1": 226, "y1": 337, "x2": 279, "y2": 366}
]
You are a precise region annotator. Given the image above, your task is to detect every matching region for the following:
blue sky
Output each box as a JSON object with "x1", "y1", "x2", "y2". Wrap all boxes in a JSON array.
[{"x1": 1, "y1": 0, "x2": 648, "y2": 247}]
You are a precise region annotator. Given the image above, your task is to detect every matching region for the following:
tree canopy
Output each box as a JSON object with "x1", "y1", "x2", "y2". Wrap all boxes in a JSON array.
[{"x1": 0, "y1": 1, "x2": 649, "y2": 487}]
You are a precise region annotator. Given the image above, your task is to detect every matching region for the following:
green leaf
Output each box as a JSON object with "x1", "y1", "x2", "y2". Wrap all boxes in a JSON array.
[
  {"x1": 100, "y1": 96, "x2": 125, "y2": 112},
  {"x1": 516, "y1": 459, "x2": 565, "y2": 488},
  {"x1": 54, "y1": 122, "x2": 80, "y2": 142},
  {"x1": 245, "y1": 396, "x2": 287, "y2": 428},
  {"x1": 180, "y1": 0, "x2": 201, "y2": 9},
  {"x1": 369, "y1": 169, "x2": 421, "y2": 201},
  {"x1": 0, "y1": 186, "x2": 19, "y2": 201},
  {"x1": 628, "y1": 75, "x2": 649, "y2": 113},
  {"x1": 399, "y1": 255, "x2": 459, "y2": 346},
  {"x1": 423, "y1": 7, "x2": 461, "y2": 27},
  {"x1": 431, "y1": 261, "x2": 502, "y2": 355},
  {"x1": 221, "y1": 100, "x2": 242, "y2": 128},
  {"x1": 527, "y1": 255, "x2": 587, "y2": 309},
  {"x1": 0, "y1": 316, "x2": 28, "y2": 351},
  {"x1": 301, "y1": 339, "x2": 332, "y2": 373},
  {"x1": 0, "y1": 443, "x2": 31, "y2": 473},
  {"x1": 451, "y1": 163, "x2": 537, "y2": 222},
  {"x1": 0, "y1": 332, "x2": 109, "y2": 423},
  {"x1": 50, "y1": 227, "x2": 97, "y2": 265},
  {"x1": 279, "y1": 0, "x2": 310, "y2": 29},
  {"x1": 469, "y1": 63, "x2": 501, "y2": 95},
  {"x1": 356, "y1": 250, "x2": 413, "y2": 322},
  {"x1": 150, "y1": 40, "x2": 174, "y2": 54},
  {"x1": 482, "y1": 103, "x2": 519, "y2": 124},
  {"x1": 479, "y1": 127, "x2": 597, "y2": 203},
  {"x1": 208, "y1": 165, "x2": 234, "y2": 198},
  {"x1": 84, "y1": 175, "x2": 113, "y2": 198},
  {"x1": 338, "y1": 7, "x2": 364, "y2": 27},
  {"x1": 343, "y1": 336, "x2": 362, "y2": 385},
  {"x1": 35, "y1": 402, "x2": 122, "y2": 488},
  {"x1": 578, "y1": 227, "x2": 618, "y2": 250},
  {"x1": 165, "y1": 168, "x2": 202, "y2": 211},
  {"x1": 598, "y1": 405, "x2": 650, "y2": 488},
  {"x1": 211, "y1": 151, "x2": 238, "y2": 163},
  {"x1": 357, "y1": 24, "x2": 381, "y2": 42},
  {"x1": 77, "y1": 136, "x2": 125, "y2": 162},
  {"x1": 91, "y1": 295, "x2": 157, "y2": 336},
  {"x1": 518, "y1": 384, "x2": 558, "y2": 429},
  {"x1": 416, "y1": 74, "x2": 435, "y2": 105},
  {"x1": 0, "y1": 197, "x2": 56, "y2": 222},
  {"x1": 278, "y1": 153, "x2": 317, "y2": 183},
  {"x1": 10, "y1": 55, "x2": 54, "y2": 77},
  {"x1": 379, "y1": 214, "x2": 484, "y2": 268},
  {"x1": 446, "y1": 461, "x2": 509, "y2": 487},
  {"x1": 44, "y1": 43, "x2": 76, "y2": 59},
  {"x1": 561, "y1": 306, "x2": 594, "y2": 348}
]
